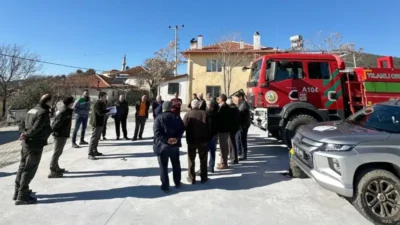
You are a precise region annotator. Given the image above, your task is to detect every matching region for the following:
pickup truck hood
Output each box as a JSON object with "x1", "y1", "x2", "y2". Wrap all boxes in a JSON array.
[{"x1": 297, "y1": 121, "x2": 390, "y2": 145}]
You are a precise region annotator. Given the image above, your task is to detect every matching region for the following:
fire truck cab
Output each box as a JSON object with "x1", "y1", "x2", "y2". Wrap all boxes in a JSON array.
[{"x1": 245, "y1": 53, "x2": 400, "y2": 147}]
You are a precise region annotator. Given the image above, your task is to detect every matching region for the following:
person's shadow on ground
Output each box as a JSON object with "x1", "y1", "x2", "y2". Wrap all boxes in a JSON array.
[
  {"x1": 36, "y1": 136, "x2": 291, "y2": 204},
  {"x1": 0, "y1": 130, "x2": 20, "y2": 145},
  {"x1": 0, "y1": 171, "x2": 16, "y2": 178}
]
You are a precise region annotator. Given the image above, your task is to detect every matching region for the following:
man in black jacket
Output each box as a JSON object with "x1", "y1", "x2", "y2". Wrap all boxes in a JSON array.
[
  {"x1": 48, "y1": 96, "x2": 75, "y2": 178},
  {"x1": 14, "y1": 94, "x2": 53, "y2": 205},
  {"x1": 152, "y1": 95, "x2": 164, "y2": 119},
  {"x1": 133, "y1": 95, "x2": 150, "y2": 140},
  {"x1": 88, "y1": 92, "x2": 110, "y2": 160},
  {"x1": 216, "y1": 94, "x2": 231, "y2": 169},
  {"x1": 236, "y1": 92, "x2": 251, "y2": 160},
  {"x1": 114, "y1": 95, "x2": 129, "y2": 140},
  {"x1": 153, "y1": 101, "x2": 185, "y2": 193},
  {"x1": 227, "y1": 99, "x2": 240, "y2": 164},
  {"x1": 197, "y1": 93, "x2": 207, "y2": 111},
  {"x1": 205, "y1": 99, "x2": 218, "y2": 172}
]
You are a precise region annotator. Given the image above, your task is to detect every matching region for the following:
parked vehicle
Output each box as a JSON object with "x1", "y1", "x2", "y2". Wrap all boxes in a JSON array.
[
  {"x1": 243, "y1": 52, "x2": 400, "y2": 148},
  {"x1": 292, "y1": 99, "x2": 400, "y2": 225}
]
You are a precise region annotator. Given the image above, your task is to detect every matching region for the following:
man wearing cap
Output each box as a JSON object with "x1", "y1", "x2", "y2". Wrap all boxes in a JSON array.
[
  {"x1": 14, "y1": 94, "x2": 53, "y2": 205},
  {"x1": 153, "y1": 101, "x2": 185, "y2": 193}
]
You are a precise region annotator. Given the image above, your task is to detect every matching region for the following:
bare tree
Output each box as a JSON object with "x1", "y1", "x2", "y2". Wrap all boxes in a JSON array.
[
  {"x1": 214, "y1": 34, "x2": 252, "y2": 96},
  {"x1": 0, "y1": 44, "x2": 40, "y2": 117},
  {"x1": 139, "y1": 41, "x2": 183, "y2": 98},
  {"x1": 304, "y1": 31, "x2": 364, "y2": 66}
]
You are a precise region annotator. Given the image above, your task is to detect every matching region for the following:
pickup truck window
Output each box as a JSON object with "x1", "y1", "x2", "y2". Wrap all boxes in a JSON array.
[{"x1": 347, "y1": 105, "x2": 400, "y2": 133}]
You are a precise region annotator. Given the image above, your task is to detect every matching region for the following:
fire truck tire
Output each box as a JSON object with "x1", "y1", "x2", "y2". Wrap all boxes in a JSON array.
[{"x1": 283, "y1": 114, "x2": 318, "y2": 148}]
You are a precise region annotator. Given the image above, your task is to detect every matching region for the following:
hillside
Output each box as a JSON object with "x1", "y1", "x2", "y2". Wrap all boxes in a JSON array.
[{"x1": 342, "y1": 53, "x2": 400, "y2": 68}]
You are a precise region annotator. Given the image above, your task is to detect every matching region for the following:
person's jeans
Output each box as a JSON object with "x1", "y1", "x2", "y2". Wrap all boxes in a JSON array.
[
  {"x1": 157, "y1": 147, "x2": 181, "y2": 189},
  {"x1": 72, "y1": 116, "x2": 88, "y2": 143},
  {"x1": 228, "y1": 132, "x2": 238, "y2": 161},
  {"x1": 236, "y1": 125, "x2": 250, "y2": 157},
  {"x1": 208, "y1": 135, "x2": 217, "y2": 169}
]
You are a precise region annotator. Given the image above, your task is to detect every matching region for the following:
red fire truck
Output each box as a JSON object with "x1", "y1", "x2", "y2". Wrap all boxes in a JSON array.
[{"x1": 243, "y1": 53, "x2": 400, "y2": 147}]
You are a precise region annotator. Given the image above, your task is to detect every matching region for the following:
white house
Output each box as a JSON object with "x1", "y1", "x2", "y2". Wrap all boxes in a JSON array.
[{"x1": 159, "y1": 74, "x2": 188, "y2": 103}]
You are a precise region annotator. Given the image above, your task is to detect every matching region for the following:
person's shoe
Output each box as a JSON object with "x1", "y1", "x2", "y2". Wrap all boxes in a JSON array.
[
  {"x1": 132, "y1": 137, "x2": 137, "y2": 141},
  {"x1": 186, "y1": 177, "x2": 196, "y2": 185},
  {"x1": 195, "y1": 170, "x2": 201, "y2": 176},
  {"x1": 239, "y1": 156, "x2": 247, "y2": 160},
  {"x1": 161, "y1": 186, "x2": 170, "y2": 193},
  {"x1": 116, "y1": 137, "x2": 120, "y2": 140},
  {"x1": 102, "y1": 137, "x2": 107, "y2": 141},
  {"x1": 55, "y1": 167, "x2": 66, "y2": 173},
  {"x1": 94, "y1": 152, "x2": 103, "y2": 156},
  {"x1": 48, "y1": 171, "x2": 63, "y2": 179},
  {"x1": 232, "y1": 159, "x2": 239, "y2": 164},
  {"x1": 175, "y1": 182, "x2": 184, "y2": 189},
  {"x1": 201, "y1": 178, "x2": 210, "y2": 184},
  {"x1": 217, "y1": 164, "x2": 228, "y2": 170},
  {"x1": 72, "y1": 143, "x2": 80, "y2": 148},
  {"x1": 13, "y1": 189, "x2": 33, "y2": 201},
  {"x1": 208, "y1": 166, "x2": 215, "y2": 173},
  {"x1": 88, "y1": 155, "x2": 98, "y2": 160},
  {"x1": 124, "y1": 137, "x2": 130, "y2": 140},
  {"x1": 139, "y1": 136, "x2": 143, "y2": 140},
  {"x1": 15, "y1": 196, "x2": 37, "y2": 205},
  {"x1": 80, "y1": 140, "x2": 88, "y2": 145}
]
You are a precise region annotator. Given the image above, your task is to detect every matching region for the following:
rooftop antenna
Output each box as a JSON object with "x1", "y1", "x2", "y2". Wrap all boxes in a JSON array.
[{"x1": 168, "y1": 25, "x2": 184, "y2": 76}]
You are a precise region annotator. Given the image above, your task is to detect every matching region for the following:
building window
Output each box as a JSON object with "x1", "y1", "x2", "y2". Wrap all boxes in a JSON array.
[
  {"x1": 206, "y1": 59, "x2": 222, "y2": 72},
  {"x1": 308, "y1": 62, "x2": 330, "y2": 79},
  {"x1": 206, "y1": 86, "x2": 221, "y2": 98},
  {"x1": 168, "y1": 83, "x2": 180, "y2": 94}
]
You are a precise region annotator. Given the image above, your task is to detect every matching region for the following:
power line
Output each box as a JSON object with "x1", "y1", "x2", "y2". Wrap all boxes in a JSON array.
[{"x1": 0, "y1": 53, "x2": 106, "y2": 72}]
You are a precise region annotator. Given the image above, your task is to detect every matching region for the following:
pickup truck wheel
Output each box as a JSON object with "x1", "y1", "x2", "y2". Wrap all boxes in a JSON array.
[
  {"x1": 353, "y1": 169, "x2": 400, "y2": 225},
  {"x1": 283, "y1": 114, "x2": 317, "y2": 148}
]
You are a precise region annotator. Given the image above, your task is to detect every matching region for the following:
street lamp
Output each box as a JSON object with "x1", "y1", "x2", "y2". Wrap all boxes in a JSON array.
[{"x1": 169, "y1": 25, "x2": 184, "y2": 76}]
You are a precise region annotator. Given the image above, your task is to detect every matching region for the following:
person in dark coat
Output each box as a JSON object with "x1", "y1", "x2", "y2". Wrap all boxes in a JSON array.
[
  {"x1": 102, "y1": 99, "x2": 110, "y2": 141},
  {"x1": 183, "y1": 99, "x2": 209, "y2": 184},
  {"x1": 206, "y1": 99, "x2": 218, "y2": 172},
  {"x1": 153, "y1": 101, "x2": 185, "y2": 193},
  {"x1": 48, "y1": 96, "x2": 75, "y2": 178},
  {"x1": 216, "y1": 94, "x2": 231, "y2": 169},
  {"x1": 197, "y1": 93, "x2": 207, "y2": 111},
  {"x1": 188, "y1": 93, "x2": 198, "y2": 109},
  {"x1": 15, "y1": 94, "x2": 53, "y2": 205},
  {"x1": 114, "y1": 94, "x2": 129, "y2": 140},
  {"x1": 235, "y1": 92, "x2": 251, "y2": 160},
  {"x1": 227, "y1": 99, "x2": 240, "y2": 164},
  {"x1": 71, "y1": 90, "x2": 90, "y2": 148},
  {"x1": 171, "y1": 92, "x2": 182, "y2": 117},
  {"x1": 133, "y1": 95, "x2": 150, "y2": 140},
  {"x1": 88, "y1": 92, "x2": 110, "y2": 160},
  {"x1": 152, "y1": 95, "x2": 164, "y2": 119}
]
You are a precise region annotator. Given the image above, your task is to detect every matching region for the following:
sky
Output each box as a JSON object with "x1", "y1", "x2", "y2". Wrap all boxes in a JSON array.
[{"x1": 0, "y1": 0, "x2": 399, "y2": 75}]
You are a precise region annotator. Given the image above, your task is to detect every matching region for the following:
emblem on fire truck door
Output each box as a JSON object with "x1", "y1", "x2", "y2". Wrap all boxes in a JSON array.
[{"x1": 265, "y1": 90, "x2": 278, "y2": 104}]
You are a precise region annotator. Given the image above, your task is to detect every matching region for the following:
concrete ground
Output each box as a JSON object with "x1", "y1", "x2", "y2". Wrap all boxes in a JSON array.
[{"x1": 0, "y1": 116, "x2": 372, "y2": 225}]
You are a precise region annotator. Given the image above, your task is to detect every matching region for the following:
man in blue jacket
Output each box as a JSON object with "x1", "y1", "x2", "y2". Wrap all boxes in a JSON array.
[
  {"x1": 153, "y1": 101, "x2": 185, "y2": 193},
  {"x1": 72, "y1": 90, "x2": 91, "y2": 148}
]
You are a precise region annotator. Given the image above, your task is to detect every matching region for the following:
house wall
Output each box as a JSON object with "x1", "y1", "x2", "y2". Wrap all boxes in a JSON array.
[
  {"x1": 159, "y1": 77, "x2": 188, "y2": 104},
  {"x1": 125, "y1": 77, "x2": 150, "y2": 90},
  {"x1": 187, "y1": 54, "x2": 253, "y2": 99}
]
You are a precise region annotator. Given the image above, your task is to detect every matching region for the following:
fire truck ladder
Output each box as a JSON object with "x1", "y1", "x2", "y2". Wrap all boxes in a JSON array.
[{"x1": 345, "y1": 73, "x2": 366, "y2": 114}]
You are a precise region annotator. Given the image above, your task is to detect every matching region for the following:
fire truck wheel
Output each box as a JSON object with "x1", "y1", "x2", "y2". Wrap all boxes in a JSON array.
[
  {"x1": 352, "y1": 169, "x2": 400, "y2": 225},
  {"x1": 283, "y1": 114, "x2": 318, "y2": 148}
]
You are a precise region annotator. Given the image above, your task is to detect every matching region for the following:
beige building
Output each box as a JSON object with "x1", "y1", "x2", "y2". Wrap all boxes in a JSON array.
[{"x1": 182, "y1": 32, "x2": 280, "y2": 103}]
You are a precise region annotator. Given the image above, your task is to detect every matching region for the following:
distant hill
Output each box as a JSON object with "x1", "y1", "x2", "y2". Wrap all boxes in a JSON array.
[{"x1": 342, "y1": 53, "x2": 400, "y2": 68}]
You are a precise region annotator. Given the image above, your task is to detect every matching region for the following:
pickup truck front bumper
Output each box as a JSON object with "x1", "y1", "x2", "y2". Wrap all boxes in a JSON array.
[{"x1": 293, "y1": 149, "x2": 360, "y2": 198}]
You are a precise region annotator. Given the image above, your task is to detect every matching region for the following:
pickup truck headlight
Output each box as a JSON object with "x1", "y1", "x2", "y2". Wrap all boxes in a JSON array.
[{"x1": 325, "y1": 143, "x2": 354, "y2": 151}]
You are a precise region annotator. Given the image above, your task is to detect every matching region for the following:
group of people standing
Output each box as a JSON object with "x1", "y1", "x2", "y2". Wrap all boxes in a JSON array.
[{"x1": 153, "y1": 92, "x2": 250, "y2": 192}]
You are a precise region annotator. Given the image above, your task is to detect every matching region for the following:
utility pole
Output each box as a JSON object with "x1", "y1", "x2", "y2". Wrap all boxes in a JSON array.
[{"x1": 169, "y1": 25, "x2": 184, "y2": 76}]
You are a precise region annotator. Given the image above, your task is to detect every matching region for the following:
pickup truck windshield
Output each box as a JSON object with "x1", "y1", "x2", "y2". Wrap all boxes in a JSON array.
[{"x1": 346, "y1": 104, "x2": 400, "y2": 133}]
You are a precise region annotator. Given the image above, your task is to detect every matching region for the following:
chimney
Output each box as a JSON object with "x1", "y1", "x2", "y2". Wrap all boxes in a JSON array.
[
  {"x1": 197, "y1": 35, "x2": 203, "y2": 49},
  {"x1": 253, "y1": 31, "x2": 261, "y2": 50},
  {"x1": 190, "y1": 38, "x2": 198, "y2": 50},
  {"x1": 239, "y1": 40, "x2": 244, "y2": 49}
]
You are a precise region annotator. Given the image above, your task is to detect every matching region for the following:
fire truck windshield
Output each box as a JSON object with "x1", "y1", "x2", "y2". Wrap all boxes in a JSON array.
[{"x1": 250, "y1": 59, "x2": 262, "y2": 83}]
